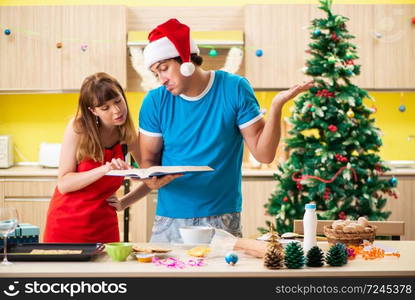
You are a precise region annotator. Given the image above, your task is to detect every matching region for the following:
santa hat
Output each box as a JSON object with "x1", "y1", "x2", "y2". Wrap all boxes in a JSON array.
[{"x1": 143, "y1": 19, "x2": 200, "y2": 77}]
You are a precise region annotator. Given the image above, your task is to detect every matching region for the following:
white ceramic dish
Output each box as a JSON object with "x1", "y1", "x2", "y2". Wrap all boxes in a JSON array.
[
  {"x1": 179, "y1": 226, "x2": 215, "y2": 245},
  {"x1": 172, "y1": 242, "x2": 210, "y2": 249}
]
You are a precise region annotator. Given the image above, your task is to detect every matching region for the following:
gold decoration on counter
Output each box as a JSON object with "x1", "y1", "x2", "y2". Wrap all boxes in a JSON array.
[
  {"x1": 263, "y1": 224, "x2": 284, "y2": 269},
  {"x1": 187, "y1": 246, "x2": 211, "y2": 257},
  {"x1": 132, "y1": 246, "x2": 171, "y2": 254}
]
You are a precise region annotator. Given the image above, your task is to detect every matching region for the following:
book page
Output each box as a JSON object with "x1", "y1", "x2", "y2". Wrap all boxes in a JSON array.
[{"x1": 106, "y1": 166, "x2": 213, "y2": 178}]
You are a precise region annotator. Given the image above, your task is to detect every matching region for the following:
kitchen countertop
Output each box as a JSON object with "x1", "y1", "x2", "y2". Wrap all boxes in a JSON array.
[
  {"x1": 1, "y1": 241, "x2": 414, "y2": 278},
  {"x1": 1, "y1": 166, "x2": 415, "y2": 177},
  {"x1": 0, "y1": 166, "x2": 59, "y2": 177}
]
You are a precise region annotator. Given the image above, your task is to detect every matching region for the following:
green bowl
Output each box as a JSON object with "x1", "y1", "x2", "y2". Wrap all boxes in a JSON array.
[{"x1": 105, "y1": 242, "x2": 133, "y2": 262}]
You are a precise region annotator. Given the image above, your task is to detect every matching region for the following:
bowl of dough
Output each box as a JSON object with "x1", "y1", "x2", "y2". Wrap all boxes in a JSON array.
[{"x1": 323, "y1": 217, "x2": 376, "y2": 246}]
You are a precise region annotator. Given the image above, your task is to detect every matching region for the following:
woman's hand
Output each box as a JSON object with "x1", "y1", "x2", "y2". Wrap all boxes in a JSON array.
[
  {"x1": 106, "y1": 194, "x2": 124, "y2": 211},
  {"x1": 272, "y1": 81, "x2": 314, "y2": 108},
  {"x1": 143, "y1": 174, "x2": 183, "y2": 190},
  {"x1": 103, "y1": 158, "x2": 131, "y2": 173}
]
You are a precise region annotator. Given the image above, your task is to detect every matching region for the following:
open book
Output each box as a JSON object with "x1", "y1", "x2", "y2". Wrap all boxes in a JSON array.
[{"x1": 105, "y1": 166, "x2": 214, "y2": 179}]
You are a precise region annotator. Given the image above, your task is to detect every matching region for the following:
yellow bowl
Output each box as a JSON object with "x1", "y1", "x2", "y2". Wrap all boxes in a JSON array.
[{"x1": 105, "y1": 242, "x2": 133, "y2": 262}]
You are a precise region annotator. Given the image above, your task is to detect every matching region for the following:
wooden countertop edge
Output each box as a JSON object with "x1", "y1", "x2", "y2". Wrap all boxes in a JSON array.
[{"x1": 1, "y1": 270, "x2": 414, "y2": 278}]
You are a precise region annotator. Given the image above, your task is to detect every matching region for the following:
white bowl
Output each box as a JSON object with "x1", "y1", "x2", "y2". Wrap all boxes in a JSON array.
[{"x1": 179, "y1": 226, "x2": 215, "y2": 245}]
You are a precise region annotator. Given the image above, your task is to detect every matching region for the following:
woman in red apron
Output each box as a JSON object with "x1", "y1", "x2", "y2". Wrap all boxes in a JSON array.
[{"x1": 43, "y1": 72, "x2": 177, "y2": 243}]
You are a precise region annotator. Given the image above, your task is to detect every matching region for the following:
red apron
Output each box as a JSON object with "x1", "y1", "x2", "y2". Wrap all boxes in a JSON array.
[{"x1": 43, "y1": 143, "x2": 124, "y2": 243}]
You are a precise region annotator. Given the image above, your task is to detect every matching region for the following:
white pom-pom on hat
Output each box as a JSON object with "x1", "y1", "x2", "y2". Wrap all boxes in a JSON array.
[
  {"x1": 180, "y1": 62, "x2": 195, "y2": 77},
  {"x1": 143, "y1": 19, "x2": 199, "y2": 77}
]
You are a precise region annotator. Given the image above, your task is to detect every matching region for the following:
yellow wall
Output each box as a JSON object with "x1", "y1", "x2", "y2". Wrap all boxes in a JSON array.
[
  {"x1": 0, "y1": 93, "x2": 143, "y2": 162},
  {"x1": 1, "y1": 91, "x2": 414, "y2": 162}
]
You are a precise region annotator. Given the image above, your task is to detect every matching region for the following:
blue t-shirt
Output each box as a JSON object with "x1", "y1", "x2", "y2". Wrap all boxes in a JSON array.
[{"x1": 139, "y1": 70, "x2": 262, "y2": 218}]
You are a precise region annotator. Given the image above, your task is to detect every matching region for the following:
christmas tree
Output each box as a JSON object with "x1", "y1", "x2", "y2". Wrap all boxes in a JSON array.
[{"x1": 264, "y1": 0, "x2": 397, "y2": 234}]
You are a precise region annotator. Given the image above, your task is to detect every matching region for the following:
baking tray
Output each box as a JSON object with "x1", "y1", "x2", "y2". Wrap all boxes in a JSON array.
[{"x1": 0, "y1": 243, "x2": 105, "y2": 261}]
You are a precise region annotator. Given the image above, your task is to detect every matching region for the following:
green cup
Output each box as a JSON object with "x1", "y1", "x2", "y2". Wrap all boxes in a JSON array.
[{"x1": 105, "y1": 242, "x2": 133, "y2": 262}]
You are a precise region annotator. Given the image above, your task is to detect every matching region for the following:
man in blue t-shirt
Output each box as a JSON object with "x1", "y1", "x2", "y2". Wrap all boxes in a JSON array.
[{"x1": 139, "y1": 19, "x2": 312, "y2": 243}]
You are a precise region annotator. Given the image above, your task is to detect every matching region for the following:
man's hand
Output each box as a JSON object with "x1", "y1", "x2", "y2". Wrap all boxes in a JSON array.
[
  {"x1": 272, "y1": 81, "x2": 314, "y2": 108},
  {"x1": 143, "y1": 174, "x2": 183, "y2": 190},
  {"x1": 106, "y1": 194, "x2": 124, "y2": 211}
]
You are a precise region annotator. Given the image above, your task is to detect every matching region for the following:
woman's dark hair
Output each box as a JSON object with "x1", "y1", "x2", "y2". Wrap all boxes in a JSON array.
[
  {"x1": 173, "y1": 54, "x2": 203, "y2": 66},
  {"x1": 74, "y1": 72, "x2": 136, "y2": 162}
]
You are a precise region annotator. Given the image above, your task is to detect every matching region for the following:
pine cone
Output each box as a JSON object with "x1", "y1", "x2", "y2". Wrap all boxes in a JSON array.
[
  {"x1": 264, "y1": 244, "x2": 284, "y2": 269},
  {"x1": 284, "y1": 242, "x2": 305, "y2": 269},
  {"x1": 263, "y1": 228, "x2": 284, "y2": 270},
  {"x1": 306, "y1": 246, "x2": 325, "y2": 267},
  {"x1": 326, "y1": 243, "x2": 348, "y2": 266}
]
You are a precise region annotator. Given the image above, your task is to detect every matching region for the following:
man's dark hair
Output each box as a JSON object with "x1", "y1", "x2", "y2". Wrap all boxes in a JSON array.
[{"x1": 172, "y1": 54, "x2": 203, "y2": 66}]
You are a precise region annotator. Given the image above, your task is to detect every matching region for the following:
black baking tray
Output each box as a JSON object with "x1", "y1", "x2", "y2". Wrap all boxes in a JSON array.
[{"x1": 0, "y1": 243, "x2": 105, "y2": 261}]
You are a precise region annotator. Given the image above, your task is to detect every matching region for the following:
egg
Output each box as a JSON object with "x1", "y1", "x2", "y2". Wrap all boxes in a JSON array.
[
  {"x1": 343, "y1": 225, "x2": 356, "y2": 233},
  {"x1": 358, "y1": 217, "x2": 369, "y2": 227},
  {"x1": 333, "y1": 223, "x2": 344, "y2": 231},
  {"x1": 354, "y1": 224, "x2": 365, "y2": 232}
]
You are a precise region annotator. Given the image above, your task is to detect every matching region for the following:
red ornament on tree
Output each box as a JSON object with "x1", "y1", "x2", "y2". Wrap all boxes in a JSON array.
[
  {"x1": 324, "y1": 187, "x2": 331, "y2": 200},
  {"x1": 335, "y1": 154, "x2": 348, "y2": 163},
  {"x1": 375, "y1": 163, "x2": 385, "y2": 175},
  {"x1": 328, "y1": 125, "x2": 338, "y2": 132},
  {"x1": 316, "y1": 89, "x2": 335, "y2": 98},
  {"x1": 283, "y1": 196, "x2": 289, "y2": 202},
  {"x1": 296, "y1": 183, "x2": 303, "y2": 191},
  {"x1": 338, "y1": 211, "x2": 346, "y2": 220},
  {"x1": 331, "y1": 32, "x2": 340, "y2": 42}
]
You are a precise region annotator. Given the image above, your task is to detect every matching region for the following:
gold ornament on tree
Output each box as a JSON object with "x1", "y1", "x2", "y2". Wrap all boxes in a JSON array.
[
  {"x1": 263, "y1": 223, "x2": 284, "y2": 269},
  {"x1": 347, "y1": 109, "x2": 355, "y2": 118}
]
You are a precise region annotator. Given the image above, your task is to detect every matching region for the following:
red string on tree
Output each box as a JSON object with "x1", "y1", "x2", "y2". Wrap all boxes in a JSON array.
[{"x1": 292, "y1": 166, "x2": 358, "y2": 184}]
